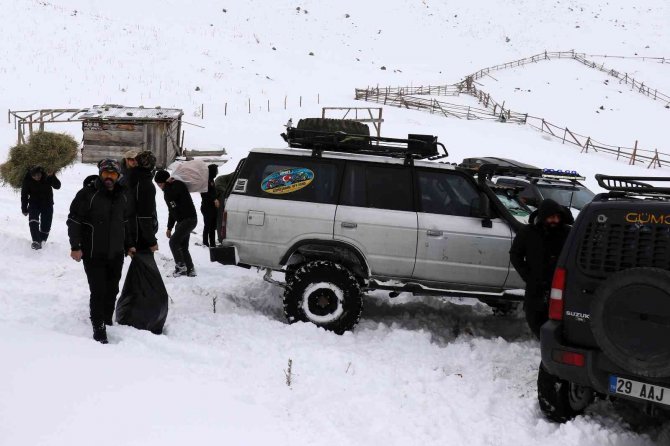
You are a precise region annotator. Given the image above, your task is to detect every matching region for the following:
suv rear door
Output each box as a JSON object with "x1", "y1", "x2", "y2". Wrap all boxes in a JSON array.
[
  {"x1": 226, "y1": 153, "x2": 343, "y2": 267},
  {"x1": 334, "y1": 161, "x2": 418, "y2": 278},
  {"x1": 413, "y1": 168, "x2": 513, "y2": 289}
]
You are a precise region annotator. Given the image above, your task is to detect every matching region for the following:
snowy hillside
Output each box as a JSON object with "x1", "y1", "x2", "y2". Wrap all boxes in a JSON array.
[{"x1": 1, "y1": 0, "x2": 669, "y2": 445}]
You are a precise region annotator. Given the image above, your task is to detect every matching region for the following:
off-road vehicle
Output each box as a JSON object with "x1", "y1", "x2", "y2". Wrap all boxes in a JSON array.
[
  {"x1": 538, "y1": 174, "x2": 670, "y2": 422},
  {"x1": 210, "y1": 118, "x2": 528, "y2": 332}
]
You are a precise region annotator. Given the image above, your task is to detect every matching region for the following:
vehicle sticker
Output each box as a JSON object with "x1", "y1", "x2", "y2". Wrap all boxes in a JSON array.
[{"x1": 261, "y1": 168, "x2": 314, "y2": 195}]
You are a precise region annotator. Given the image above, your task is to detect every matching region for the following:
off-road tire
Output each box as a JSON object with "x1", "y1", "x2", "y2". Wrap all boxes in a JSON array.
[
  {"x1": 537, "y1": 363, "x2": 590, "y2": 423},
  {"x1": 283, "y1": 260, "x2": 362, "y2": 334},
  {"x1": 590, "y1": 267, "x2": 670, "y2": 378},
  {"x1": 296, "y1": 118, "x2": 370, "y2": 136}
]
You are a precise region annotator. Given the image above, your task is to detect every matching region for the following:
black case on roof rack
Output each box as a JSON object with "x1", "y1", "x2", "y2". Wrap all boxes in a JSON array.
[{"x1": 280, "y1": 118, "x2": 448, "y2": 163}]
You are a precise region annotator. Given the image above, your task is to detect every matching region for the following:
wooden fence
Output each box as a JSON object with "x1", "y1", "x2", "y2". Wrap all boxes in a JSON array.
[
  {"x1": 354, "y1": 88, "x2": 527, "y2": 123},
  {"x1": 355, "y1": 49, "x2": 670, "y2": 168}
]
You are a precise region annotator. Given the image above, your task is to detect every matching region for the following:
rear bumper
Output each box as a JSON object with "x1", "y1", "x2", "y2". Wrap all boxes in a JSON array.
[
  {"x1": 540, "y1": 321, "x2": 670, "y2": 402},
  {"x1": 209, "y1": 244, "x2": 239, "y2": 265}
]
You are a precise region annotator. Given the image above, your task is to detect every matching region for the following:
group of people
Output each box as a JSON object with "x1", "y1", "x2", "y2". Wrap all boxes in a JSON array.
[
  {"x1": 20, "y1": 149, "x2": 228, "y2": 343},
  {"x1": 21, "y1": 151, "x2": 570, "y2": 342}
]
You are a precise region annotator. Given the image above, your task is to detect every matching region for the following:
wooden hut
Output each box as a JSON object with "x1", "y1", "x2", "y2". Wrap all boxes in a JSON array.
[{"x1": 80, "y1": 105, "x2": 184, "y2": 168}]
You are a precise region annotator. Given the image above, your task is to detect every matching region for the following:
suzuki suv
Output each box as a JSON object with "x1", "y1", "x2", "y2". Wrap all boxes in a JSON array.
[
  {"x1": 210, "y1": 119, "x2": 527, "y2": 332},
  {"x1": 538, "y1": 174, "x2": 670, "y2": 422}
]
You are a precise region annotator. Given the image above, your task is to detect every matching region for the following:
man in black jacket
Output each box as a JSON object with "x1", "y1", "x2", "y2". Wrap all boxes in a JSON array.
[
  {"x1": 67, "y1": 159, "x2": 135, "y2": 344},
  {"x1": 510, "y1": 199, "x2": 571, "y2": 338},
  {"x1": 154, "y1": 169, "x2": 198, "y2": 277},
  {"x1": 128, "y1": 151, "x2": 159, "y2": 252},
  {"x1": 21, "y1": 166, "x2": 61, "y2": 249},
  {"x1": 200, "y1": 164, "x2": 218, "y2": 247}
]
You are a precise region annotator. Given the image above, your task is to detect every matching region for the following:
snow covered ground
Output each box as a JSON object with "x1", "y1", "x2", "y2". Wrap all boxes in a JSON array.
[{"x1": 1, "y1": 0, "x2": 670, "y2": 445}]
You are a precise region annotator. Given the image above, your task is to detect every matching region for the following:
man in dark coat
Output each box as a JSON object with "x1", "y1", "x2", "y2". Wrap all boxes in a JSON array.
[
  {"x1": 214, "y1": 172, "x2": 234, "y2": 244},
  {"x1": 21, "y1": 166, "x2": 61, "y2": 249},
  {"x1": 67, "y1": 159, "x2": 135, "y2": 344},
  {"x1": 154, "y1": 169, "x2": 198, "y2": 277},
  {"x1": 200, "y1": 164, "x2": 218, "y2": 247},
  {"x1": 128, "y1": 151, "x2": 159, "y2": 252},
  {"x1": 510, "y1": 199, "x2": 571, "y2": 338}
]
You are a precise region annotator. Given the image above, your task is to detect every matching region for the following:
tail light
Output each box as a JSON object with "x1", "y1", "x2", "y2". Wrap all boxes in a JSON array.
[
  {"x1": 552, "y1": 349, "x2": 585, "y2": 367},
  {"x1": 220, "y1": 211, "x2": 227, "y2": 240},
  {"x1": 548, "y1": 267, "x2": 566, "y2": 320}
]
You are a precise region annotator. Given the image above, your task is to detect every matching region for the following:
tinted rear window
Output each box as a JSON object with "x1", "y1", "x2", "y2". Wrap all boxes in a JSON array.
[
  {"x1": 240, "y1": 153, "x2": 342, "y2": 204},
  {"x1": 340, "y1": 163, "x2": 413, "y2": 212}
]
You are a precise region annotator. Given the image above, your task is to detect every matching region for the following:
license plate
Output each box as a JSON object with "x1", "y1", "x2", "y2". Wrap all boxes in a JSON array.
[{"x1": 609, "y1": 376, "x2": 670, "y2": 406}]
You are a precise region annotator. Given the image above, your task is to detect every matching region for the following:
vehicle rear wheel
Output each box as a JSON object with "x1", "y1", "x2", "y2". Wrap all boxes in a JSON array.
[
  {"x1": 283, "y1": 260, "x2": 363, "y2": 334},
  {"x1": 590, "y1": 268, "x2": 670, "y2": 378},
  {"x1": 537, "y1": 363, "x2": 592, "y2": 423}
]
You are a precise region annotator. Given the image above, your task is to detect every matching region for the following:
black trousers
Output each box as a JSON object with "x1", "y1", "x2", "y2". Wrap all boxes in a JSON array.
[
  {"x1": 201, "y1": 206, "x2": 217, "y2": 247},
  {"x1": 28, "y1": 205, "x2": 53, "y2": 242},
  {"x1": 170, "y1": 217, "x2": 197, "y2": 270},
  {"x1": 524, "y1": 292, "x2": 549, "y2": 339},
  {"x1": 83, "y1": 256, "x2": 124, "y2": 325}
]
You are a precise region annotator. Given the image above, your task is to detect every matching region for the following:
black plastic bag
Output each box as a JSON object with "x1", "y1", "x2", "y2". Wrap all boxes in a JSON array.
[{"x1": 115, "y1": 251, "x2": 169, "y2": 334}]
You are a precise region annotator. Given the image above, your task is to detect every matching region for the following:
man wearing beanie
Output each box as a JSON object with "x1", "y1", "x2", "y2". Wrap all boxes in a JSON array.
[
  {"x1": 510, "y1": 199, "x2": 571, "y2": 338},
  {"x1": 67, "y1": 159, "x2": 135, "y2": 344},
  {"x1": 154, "y1": 169, "x2": 198, "y2": 277}
]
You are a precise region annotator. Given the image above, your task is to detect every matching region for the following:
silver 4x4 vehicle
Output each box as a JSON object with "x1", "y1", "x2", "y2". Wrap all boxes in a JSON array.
[
  {"x1": 538, "y1": 175, "x2": 670, "y2": 423},
  {"x1": 210, "y1": 119, "x2": 526, "y2": 333}
]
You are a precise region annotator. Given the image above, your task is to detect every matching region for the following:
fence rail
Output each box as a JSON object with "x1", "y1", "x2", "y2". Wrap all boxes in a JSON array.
[{"x1": 355, "y1": 49, "x2": 670, "y2": 168}]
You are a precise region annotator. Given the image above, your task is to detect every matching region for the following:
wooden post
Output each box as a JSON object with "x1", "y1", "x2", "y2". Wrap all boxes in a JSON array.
[
  {"x1": 541, "y1": 119, "x2": 545, "y2": 132},
  {"x1": 299, "y1": 96, "x2": 302, "y2": 107},
  {"x1": 617, "y1": 147, "x2": 621, "y2": 160},
  {"x1": 582, "y1": 137, "x2": 591, "y2": 153},
  {"x1": 562, "y1": 128, "x2": 567, "y2": 144},
  {"x1": 317, "y1": 93, "x2": 320, "y2": 104},
  {"x1": 248, "y1": 99, "x2": 251, "y2": 114},
  {"x1": 629, "y1": 140, "x2": 638, "y2": 165},
  {"x1": 201, "y1": 104, "x2": 204, "y2": 119},
  {"x1": 267, "y1": 99, "x2": 270, "y2": 112},
  {"x1": 225, "y1": 102, "x2": 228, "y2": 116},
  {"x1": 284, "y1": 95, "x2": 287, "y2": 109},
  {"x1": 648, "y1": 149, "x2": 660, "y2": 169},
  {"x1": 466, "y1": 107, "x2": 471, "y2": 119}
]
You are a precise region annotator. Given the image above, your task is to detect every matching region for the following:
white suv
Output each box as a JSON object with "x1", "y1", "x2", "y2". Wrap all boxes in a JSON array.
[{"x1": 211, "y1": 121, "x2": 526, "y2": 332}]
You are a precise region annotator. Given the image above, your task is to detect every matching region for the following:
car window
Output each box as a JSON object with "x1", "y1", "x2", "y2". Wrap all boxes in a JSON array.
[
  {"x1": 537, "y1": 184, "x2": 595, "y2": 210},
  {"x1": 340, "y1": 163, "x2": 413, "y2": 212},
  {"x1": 242, "y1": 154, "x2": 342, "y2": 204},
  {"x1": 417, "y1": 170, "x2": 481, "y2": 217}
]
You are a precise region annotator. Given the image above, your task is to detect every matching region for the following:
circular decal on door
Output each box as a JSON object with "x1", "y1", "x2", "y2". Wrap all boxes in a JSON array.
[{"x1": 261, "y1": 167, "x2": 314, "y2": 194}]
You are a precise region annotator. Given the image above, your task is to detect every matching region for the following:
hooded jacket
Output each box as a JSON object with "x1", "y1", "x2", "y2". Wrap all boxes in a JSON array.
[
  {"x1": 509, "y1": 199, "x2": 571, "y2": 306},
  {"x1": 20, "y1": 168, "x2": 61, "y2": 213},
  {"x1": 67, "y1": 178, "x2": 133, "y2": 260}
]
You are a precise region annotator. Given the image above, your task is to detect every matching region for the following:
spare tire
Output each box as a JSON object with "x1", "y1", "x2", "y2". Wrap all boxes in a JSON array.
[
  {"x1": 590, "y1": 267, "x2": 670, "y2": 378},
  {"x1": 296, "y1": 118, "x2": 370, "y2": 136}
]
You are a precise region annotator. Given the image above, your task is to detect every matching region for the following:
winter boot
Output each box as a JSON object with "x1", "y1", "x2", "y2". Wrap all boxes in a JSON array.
[
  {"x1": 31, "y1": 241, "x2": 41, "y2": 250},
  {"x1": 92, "y1": 322, "x2": 108, "y2": 344},
  {"x1": 172, "y1": 263, "x2": 188, "y2": 277},
  {"x1": 187, "y1": 267, "x2": 197, "y2": 277}
]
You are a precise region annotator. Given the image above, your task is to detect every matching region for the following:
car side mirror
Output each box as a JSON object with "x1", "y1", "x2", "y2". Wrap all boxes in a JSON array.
[{"x1": 480, "y1": 195, "x2": 493, "y2": 227}]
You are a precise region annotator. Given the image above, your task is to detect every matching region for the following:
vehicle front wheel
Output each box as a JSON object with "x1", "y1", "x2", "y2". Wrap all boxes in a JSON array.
[
  {"x1": 283, "y1": 260, "x2": 363, "y2": 334},
  {"x1": 537, "y1": 363, "x2": 593, "y2": 423}
]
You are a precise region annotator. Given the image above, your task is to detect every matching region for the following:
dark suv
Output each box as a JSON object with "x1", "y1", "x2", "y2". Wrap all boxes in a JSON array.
[{"x1": 538, "y1": 174, "x2": 670, "y2": 422}]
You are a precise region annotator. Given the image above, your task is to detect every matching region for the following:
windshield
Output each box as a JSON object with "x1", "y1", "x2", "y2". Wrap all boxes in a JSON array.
[
  {"x1": 537, "y1": 184, "x2": 595, "y2": 210},
  {"x1": 495, "y1": 191, "x2": 531, "y2": 222}
]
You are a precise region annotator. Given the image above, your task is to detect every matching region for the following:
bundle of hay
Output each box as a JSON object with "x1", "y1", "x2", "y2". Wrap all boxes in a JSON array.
[{"x1": 0, "y1": 131, "x2": 79, "y2": 189}]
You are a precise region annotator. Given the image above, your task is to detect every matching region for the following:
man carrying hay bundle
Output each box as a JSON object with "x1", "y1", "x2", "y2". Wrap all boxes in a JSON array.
[{"x1": 21, "y1": 166, "x2": 61, "y2": 249}]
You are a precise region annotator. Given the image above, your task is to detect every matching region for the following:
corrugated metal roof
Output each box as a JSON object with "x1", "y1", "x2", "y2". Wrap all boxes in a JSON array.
[{"x1": 79, "y1": 104, "x2": 183, "y2": 121}]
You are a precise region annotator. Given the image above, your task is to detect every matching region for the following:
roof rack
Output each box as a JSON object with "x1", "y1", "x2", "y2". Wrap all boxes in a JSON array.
[
  {"x1": 280, "y1": 126, "x2": 448, "y2": 164},
  {"x1": 595, "y1": 174, "x2": 670, "y2": 195},
  {"x1": 459, "y1": 157, "x2": 543, "y2": 177}
]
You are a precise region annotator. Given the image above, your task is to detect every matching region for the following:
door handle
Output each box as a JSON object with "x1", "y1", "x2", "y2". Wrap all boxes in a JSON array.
[
  {"x1": 427, "y1": 229, "x2": 443, "y2": 237},
  {"x1": 341, "y1": 222, "x2": 357, "y2": 229}
]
